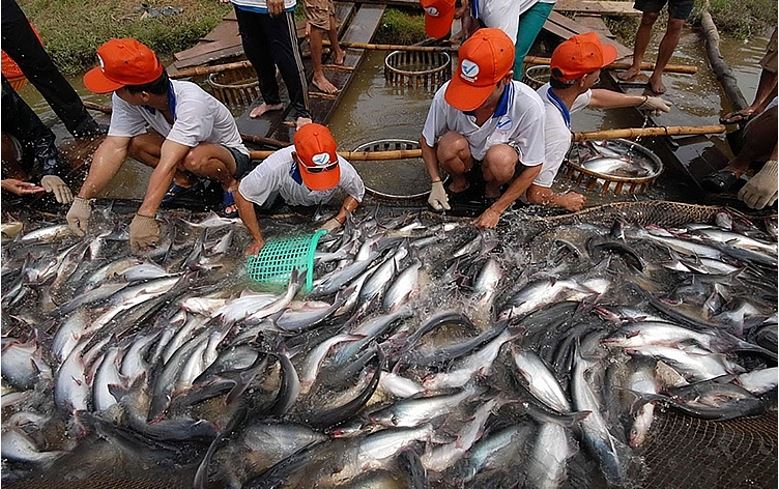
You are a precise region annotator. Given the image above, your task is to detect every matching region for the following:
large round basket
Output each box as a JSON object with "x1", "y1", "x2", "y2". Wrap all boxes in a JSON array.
[
  {"x1": 384, "y1": 50, "x2": 451, "y2": 91},
  {"x1": 351, "y1": 139, "x2": 445, "y2": 201},
  {"x1": 522, "y1": 65, "x2": 551, "y2": 90},
  {"x1": 562, "y1": 139, "x2": 664, "y2": 195},
  {"x1": 207, "y1": 66, "x2": 260, "y2": 110}
]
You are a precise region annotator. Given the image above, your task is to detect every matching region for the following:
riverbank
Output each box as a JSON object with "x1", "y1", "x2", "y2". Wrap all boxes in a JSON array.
[{"x1": 18, "y1": 0, "x2": 230, "y2": 74}]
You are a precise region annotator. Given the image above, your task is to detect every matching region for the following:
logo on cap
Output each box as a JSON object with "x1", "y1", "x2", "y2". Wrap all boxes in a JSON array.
[
  {"x1": 424, "y1": 6, "x2": 439, "y2": 16},
  {"x1": 460, "y1": 59, "x2": 479, "y2": 83},
  {"x1": 312, "y1": 152, "x2": 332, "y2": 166}
]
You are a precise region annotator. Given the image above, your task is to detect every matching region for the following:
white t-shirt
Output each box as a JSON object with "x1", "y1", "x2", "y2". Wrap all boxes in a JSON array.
[
  {"x1": 421, "y1": 80, "x2": 546, "y2": 166},
  {"x1": 471, "y1": 0, "x2": 553, "y2": 45},
  {"x1": 238, "y1": 146, "x2": 365, "y2": 207},
  {"x1": 533, "y1": 83, "x2": 592, "y2": 188},
  {"x1": 108, "y1": 80, "x2": 249, "y2": 156}
]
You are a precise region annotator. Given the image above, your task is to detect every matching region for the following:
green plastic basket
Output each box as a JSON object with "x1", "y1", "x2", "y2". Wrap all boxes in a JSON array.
[{"x1": 246, "y1": 230, "x2": 327, "y2": 292}]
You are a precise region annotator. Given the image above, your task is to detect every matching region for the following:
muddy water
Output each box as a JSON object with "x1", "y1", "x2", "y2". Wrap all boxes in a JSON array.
[{"x1": 13, "y1": 28, "x2": 770, "y2": 204}]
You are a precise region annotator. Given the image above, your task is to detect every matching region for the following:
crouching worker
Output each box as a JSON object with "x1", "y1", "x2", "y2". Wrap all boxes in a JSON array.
[
  {"x1": 65, "y1": 38, "x2": 251, "y2": 251},
  {"x1": 421, "y1": 28, "x2": 546, "y2": 229},
  {"x1": 235, "y1": 123, "x2": 365, "y2": 255},
  {"x1": 526, "y1": 32, "x2": 672, "y2": 211},
  {"x1": 1, "y1": 77, "x2": 72, "y2": 203}
]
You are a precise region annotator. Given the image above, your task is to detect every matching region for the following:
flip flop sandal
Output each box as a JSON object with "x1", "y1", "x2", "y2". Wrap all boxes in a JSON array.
[
  {"x1": 701, "y1": 170, "x2": 740, "y2": 193},
  {"x1": 221, "y1": 191, "x2": 239, "y2": 219},
  {"x1": 719, "y1": 111, "x2": 755, "y2": 125}
]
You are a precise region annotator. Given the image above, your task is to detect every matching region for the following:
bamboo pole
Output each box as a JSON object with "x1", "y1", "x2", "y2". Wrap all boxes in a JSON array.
[
  {"x1": 572, "y1": 124, "x2": 727, "y2": 142},
  {"x1": 83, "y1": 100, "x2": 112, "y2": 114},
  {"x1": 248, "y1": 124, "x2": 727, "y2": 160},
  {"x1": 163, "y1": 43, "x2": 697, "y2": 78}
]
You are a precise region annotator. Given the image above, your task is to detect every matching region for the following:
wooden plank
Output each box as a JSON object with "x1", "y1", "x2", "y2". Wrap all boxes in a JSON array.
[
  {"x1": 545, "y1": 11, "x2": 632, "y2": 58},
  {"x1": 554, "y1": 0, "x2": 640, "y2": 16}
]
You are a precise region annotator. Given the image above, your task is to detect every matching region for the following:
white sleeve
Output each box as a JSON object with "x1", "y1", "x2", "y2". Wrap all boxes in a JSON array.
[
  {"x1": 238, "y1": 158, "x2": 281, "y2": 206},
  {"x1": 572, "y1": 90, "x2": 592, "y2": 113},
  {"x1": 338, "y1": 160, "x2": 366, "y2": 202},
  {"x1": 421, "y1": 87, "x2": 449, "y2": 147},
  {"x1": 513, "y1": 106, "x2": 546, "y2": 167},
  {"x1": 107, "y1": 93, "x2": 147, "y2": 138},
  {"x1": 533, "y1": 129, "x2": 572, "y2": 188},
  {"x1": 166, "y1": 99, "x2": 213, "y2": 148}
]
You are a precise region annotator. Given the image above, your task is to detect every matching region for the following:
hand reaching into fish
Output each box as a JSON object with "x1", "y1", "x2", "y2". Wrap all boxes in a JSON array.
[
  {"x1": 638, "y1": 96, "x2": 672, "y2": 117},
  {"x1": 1, "y1": 179, "x2": 45, "y2": 196},
  {"x1": 473, "y1": 207, "x2": 501, "y2": 229},
  {"x1": 559, "y1": 192, "x2": 586, "y2": 212},
  {"x1": 129, "y1": 214, "x2": 161, "y2": 252},
  {"x1": 245, "y1": 238, "x2": 265, "y2": 256}
]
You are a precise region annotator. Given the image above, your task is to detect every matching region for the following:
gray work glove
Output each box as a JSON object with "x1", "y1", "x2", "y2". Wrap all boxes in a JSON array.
[
  {"x1": 319, "y1": 218, "x2": 342, "y2": 233},
  {"x1": 428, "y1": 180, "x2": 451, "y2": 211},
  {"x1": 129, "y1": 214, "x2": 161, "y2": 252},
  {"x1": 40, "y1": 175, "x2": 73, "y2": 204},
  {"x1": 738, "y1": 160, "x2": 778, "y2": 210},
  {"x1": 638, "y1": 96, "x2": 672, "y2": 116},
  {"x1": 66, "y1": 197, "x2": 92, "y2": 236}
]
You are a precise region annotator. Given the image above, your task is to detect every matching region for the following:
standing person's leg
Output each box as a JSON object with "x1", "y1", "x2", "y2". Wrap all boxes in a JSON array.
[
  {"x1": 512, "y1": 1, "x2": 555, "y2": 80},
  {"x1": 261, "y1": 11, "x2": 312, "y2": 122},
  {"x1": 0, "y1": 0, "x2": 99, "y2": 138},
  {"x1": 306, "y1": 0, "x2": 339, "y2": 94},
  {"x1": 328, "y1": 9, "x2": 345, "y2": 66},
  {"x1": 234, "y1": 6, "x2": 285, "y2": 119},
  {"x1": 647, "y1": 0, "x2": 692, "y2": 94},
  {"x1": 721, "y1": 28, "x2": 778, "y2": 123},
  {"x1": 618, "y1": 0, "x2": 663, "y2": 81}
]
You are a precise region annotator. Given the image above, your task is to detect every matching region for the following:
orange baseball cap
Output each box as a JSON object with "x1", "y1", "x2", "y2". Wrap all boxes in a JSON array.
[
  {"x1": 294, "y1": 123, "x2": 340, "y2": 191},
  {"x1": 83, "y1": 38, "x2": 164, "y2": 94},
  {"x1": 550, "y1": 32, "x2": 618, "y2": 81},
  {"x1": 445, "y1": 28, "x2": 515, "y2": 112},
  {"x1": 420, "y1": 0, "x2": 455, "y2": 39}
]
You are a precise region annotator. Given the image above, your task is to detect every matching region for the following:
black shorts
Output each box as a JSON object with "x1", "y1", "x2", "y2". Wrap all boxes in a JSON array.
[
  {"x1": 222, "y1": 145, "x2": 254, "y2": 179},
  {"x1": 634, "y1": 0, "x2": 694, "y2": 20}
]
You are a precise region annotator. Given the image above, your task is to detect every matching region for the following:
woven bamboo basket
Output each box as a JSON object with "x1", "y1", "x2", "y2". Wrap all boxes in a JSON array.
[
  {"x1": 522, "y1": 65, "x2": 551, "y2": 90},
  {"x1": 562, "y1": 139, "x2": 664, "y2": 195},
  {"x1": 207, "y1": 66, "x2": 260, "y2": 110},
  {"x1": 384, "y1": 50, "x2": 451, "y2": 91}
]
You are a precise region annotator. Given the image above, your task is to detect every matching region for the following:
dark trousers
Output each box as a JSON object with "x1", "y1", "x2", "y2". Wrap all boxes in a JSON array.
[
  {"x1": 1, "y1": 0, "x2": 98, "y2": 138},
  {"x1": 233, "y1": 7, "x2": 311, "y2": 119},
  {"x1": 2, "y1": 76, "x2": 63, "y2": 177}
]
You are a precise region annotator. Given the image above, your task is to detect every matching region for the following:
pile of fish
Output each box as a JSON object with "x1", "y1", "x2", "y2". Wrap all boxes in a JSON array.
[{"x1": 1, "y1": 205, "x2": 777, "y2": 488}]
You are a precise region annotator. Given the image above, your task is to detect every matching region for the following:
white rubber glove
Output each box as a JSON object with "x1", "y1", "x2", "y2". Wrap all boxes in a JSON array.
[
  {"x1": 738, "y1": 159, "x2": 778, "y2": 210},
  {"x1": 66, "y1": 197, "x2": 92, "y2": 236},
  {"x1": 40, "y1": 175, "x2": 73, "y2": 204},
  {"x1": 638, "y1": 96, "x2": 672, "y2": 116},
  {"x1": 319, "y1": 218, "x2": 342, "y2": 233},
  {"x1": 428, "y1": 180, "x2": 451, "y2": 211}
]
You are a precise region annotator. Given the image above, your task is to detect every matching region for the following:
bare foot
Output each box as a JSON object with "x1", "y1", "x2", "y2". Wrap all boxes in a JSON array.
[
  {"x1": 296, "y1": 117, "x2": 313, "y2": 129},
  {"x1": 312, "y1": 73, "x2": 339, "y2": 94},
  {"x1": 250, "y1": 102, "x2": 284, "y2": 119},
  {"x1": 647, "y1": 75, "x2": 666, "y2": 95},
  {"x1": 617, "y1": 66, "x2": 641, "y2": 81},
  {"x1": 334, "y1": 48, "x2": 346, "y2": 66},
  {"x1": 448, "y1": 178, "x2": 470, "y2": 193}
]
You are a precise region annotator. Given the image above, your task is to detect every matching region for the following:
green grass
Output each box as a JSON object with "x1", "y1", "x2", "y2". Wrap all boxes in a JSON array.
[
  {"x1": 690, "y1": 0, "x2": 777, "y2": 39},
  {"x1": 19, "y1": 0, "x2": 231, "y2": 74},
  {"x1": 374, "y1": 8, "x2": 427, "y2": 45}
]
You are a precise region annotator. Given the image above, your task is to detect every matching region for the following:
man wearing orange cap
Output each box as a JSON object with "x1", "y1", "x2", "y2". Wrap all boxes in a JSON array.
[
  {"x1": 234, "y1": 123, "x2": 365, "y2": 255},
  {"x1": 525, "y1": 32, "x2": 671, "y2": 211},
  {"x1": 421, "y1": 28, "x2": 546, "y2": 229},
  {"x1": 66, "y1": 39, "x2": 251, "y2": 252}
]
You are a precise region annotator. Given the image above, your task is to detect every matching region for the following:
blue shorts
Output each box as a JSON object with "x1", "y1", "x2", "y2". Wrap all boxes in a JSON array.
[
  {"x1": 634, "y1": 0, "x2": 694, "y2": 20},
  {"x1": 222, "y1": 145, "x2": 254, "y2": 179}
]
